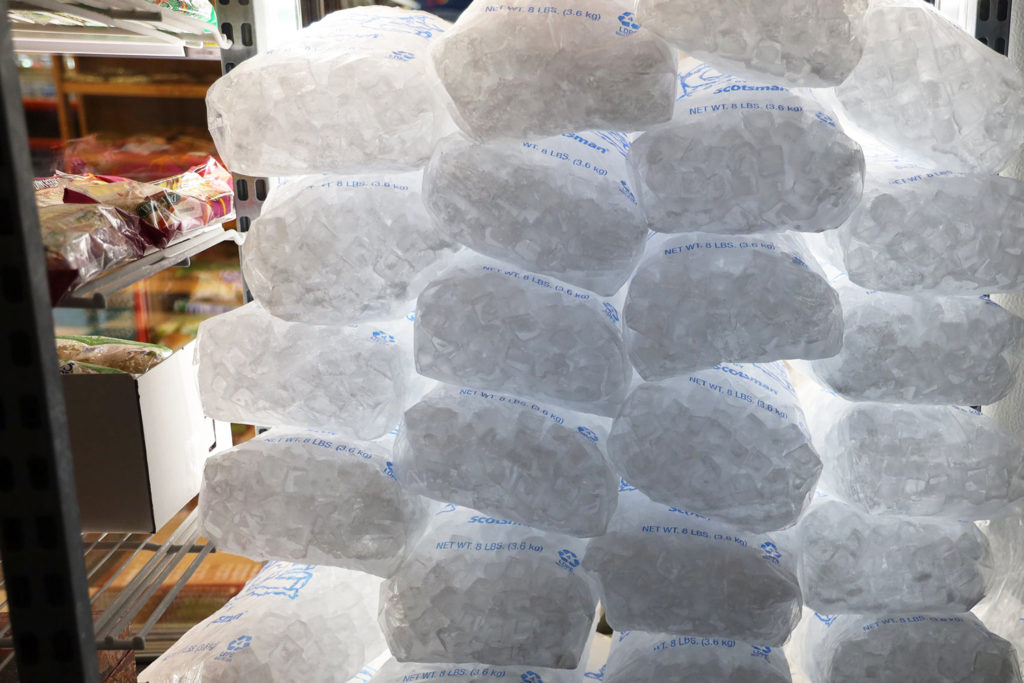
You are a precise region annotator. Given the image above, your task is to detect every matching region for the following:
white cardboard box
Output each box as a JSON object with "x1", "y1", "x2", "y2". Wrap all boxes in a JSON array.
[{"x1": 63, "y1": 342, "x2": 230, "y2": 532}]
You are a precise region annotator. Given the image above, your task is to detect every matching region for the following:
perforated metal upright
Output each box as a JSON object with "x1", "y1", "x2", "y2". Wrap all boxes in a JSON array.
[
  {"x1": 0, "y1": 3, "x2": 99, "y2": 681},
  {"x1": 216, "y1": 0, "x2": 268, "y2": 236}
]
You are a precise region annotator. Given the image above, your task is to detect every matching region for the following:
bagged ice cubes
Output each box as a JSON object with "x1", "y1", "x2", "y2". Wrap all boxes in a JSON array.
[
  {"x1": 414, "y1": 258, "x2": 631, "y2": 416},
  {"x1": 379, "y1": 506, "x2": 597, "y2": 668},
  {"x1": 629, "y1": 60, "x2": 864, "y2": 235},
  {"x1": 603, "y1": 630, "x2": 792, "y2": 683},
  {"x1": 805, "y1": 279, "x2": 1024, "y2": 405},
  {"x1": 839, "y1": 157, "x2": 1024, "y2": 295},
  {"x1": 608, "y1": 362, "x2": 820, "y2": 532},
  {"x1": 242, "y1": 173, "x2": 456, "y2": 325},
  {"x1": 809, "y1": 394, "x2": 1024, "y2": 520},
  {"x1": 199, "y1": 429, "x2": 428, "y2": 577},
  {"x1": 394, "y1": 385, "x2": 617, "y2": 538},
  {"x1": 369, "y1": 658, "x2": 582, "y2": 683},
  {"x1": 196, "y1": 303, "x2": 410, "y2": 439},
  {"x1": 624, "y1": 234, "x2": 843, "y2": 380},
  {"x1": 798, "y1": 499, "x2": 991, "y2": 614},
  {"x1": 976, "y1": 516, "x2": 1024, "y2": 661},
  {"x1": 835, "y1": 0, "x2": 1024, "y2": 173},
  {"x1": 583, "y1": 487, "x2": 802, "y2": 646},
  {"x1": 206, "y1": 7, "x2": 454, "y2": 176},
  {"x1": 140, "y1": 561, "x2": 386, "y2": 683},
  {"x1": 635, "y1": 0, "x2": 867, "y2": 87},
  {"x1": 423, "y1": 131, "x2": 645, "y2": 295},
  {"x1": 803, "y1": 612, "x2": 1021, "y2": 683},
  {"x1": 430, "y1": 0, "x2": 677, "y2": 140}
]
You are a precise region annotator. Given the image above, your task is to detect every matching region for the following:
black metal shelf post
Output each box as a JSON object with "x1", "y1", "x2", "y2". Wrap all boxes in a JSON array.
[{"x1": 0, "y1": 2, "x2": 99, "y2": 681}]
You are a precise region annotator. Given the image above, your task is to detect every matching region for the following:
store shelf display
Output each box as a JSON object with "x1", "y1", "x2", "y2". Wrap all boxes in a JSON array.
[
  {"x1": 175, "y1": 1, "x2": 1024, "y2": 681},
  {"x1": 6, "y1": 0, "x2": 1024, "y2": 681}
]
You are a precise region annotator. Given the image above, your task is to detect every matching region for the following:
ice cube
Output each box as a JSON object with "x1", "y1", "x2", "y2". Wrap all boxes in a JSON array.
[
  {"x1": 394, "y1": 384, "x2": 618, "y2": 537},
  {"x1": 608, "y1": 362, "x2": 821, "y2": 532},
  {"x1": 414, "y1": 258, "x2": 631, "y2": 416},
  {"x1": 199, "y1": 429, "x2": 428, "y2": 577},
  {"x1": 631, "y1": 60, "x2": 865, "y2": 235},
  {"x1": 624, "y1": 233, "x2": 843, "y2": 380},
  {"x1": 798, "y1": 499, "x2": 990, "y2": 614},
  {"x1": 243, "y1": 173, "x2": 456, "y2": 325},
  {"x1": 636, "y1": 0, "x2": 868, "y2": 87},
  {"x1": 379, "y1": 506, "x2": 596, "y2": 667},
  {"x1": 423, "y1": 132, "x2": 645, "y2": 295},
  {"x1": 835, "y1": 0, "x2": 1024, "y2": 172},
  {"x1": 430, "y1": 0, "x2": 677, "y2": 140},
  {"x1": 603, "y1": 630, "x2": 792, "y2": 683},
  {"x1": 804, "y1": 612, "x2": 1021, "y2": 683},
  {"x1": 207, "y1": 7, "x2": 454, "y2": 176},
  {"x1": 140, "y1": 562, "x2": 386, "y2": 683},
  {"x1": 196, "y1": 302, "x2": 410, "y2": 439},
  {"x1": 583, "y1": 487, "x2": 802, "y2": 646}
]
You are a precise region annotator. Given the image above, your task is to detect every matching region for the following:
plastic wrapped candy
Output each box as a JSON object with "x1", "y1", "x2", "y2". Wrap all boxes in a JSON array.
[
  {"x1": 196, "y1": 302, "x2": 412, "y2": 439},
  {"x1": 199, "y1": 429, "x2": 428, "y2": 577},
  {"x1": 629, "y1": 60, "x2": 864, "y2": 235},
  {"x1": 423, "y1": 131, "x2": 645, "y2": 295},
  {"x1": 140, "y1": 561, "x2": 387, "y2": 683},
  {"x1": 243, "y1": 173, "x2": 456, "y2": 325},
  {"x1": 608, "y1": 362, "x2": 821, "y2": 532},
  {"x1": 379, "y1": 506, "x2": 596, "y2": 668},
  {"x1": 394, "y1": 384, "x2": 617, "y2": 538},
  {"x1": 430, "y1": 0, "x2": 677, "y2": 140},
  {"x1": 207, "y1": 6, "x2": 455, "y2": 176}
]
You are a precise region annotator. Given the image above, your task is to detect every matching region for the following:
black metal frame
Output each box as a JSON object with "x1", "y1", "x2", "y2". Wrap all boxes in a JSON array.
[{"x1": 0, "y1": 4, "x2": 99, "y2": 681}]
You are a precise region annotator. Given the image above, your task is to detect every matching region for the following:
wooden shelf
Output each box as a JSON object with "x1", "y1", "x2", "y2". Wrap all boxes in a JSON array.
[{"x1": 63, "y1": 80, "x2": 211, "y2": 99}]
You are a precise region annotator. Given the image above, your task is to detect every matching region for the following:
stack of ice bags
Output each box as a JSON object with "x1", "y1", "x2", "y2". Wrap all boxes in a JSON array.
[
  {"x1": 603, "y1": 630, "x2": 792, "y2": 683},
  {"x1": 199, "y1": 429, "x2": 428, "y2": 577},
  {"x1": 185, "y1": 0, "x2": 1024, "y2": 678},
  {"x1": 379, "y1": 506, "x2": 596, "y2": 668},
  {"x1": 140, "y1": 562, "x2": 386, "y2": 683}
]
